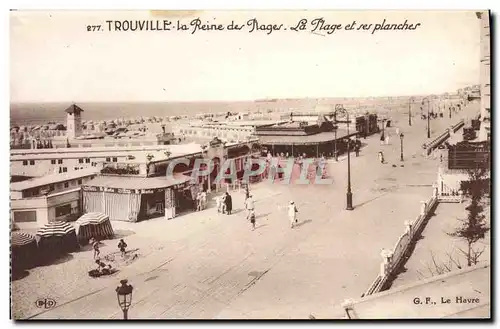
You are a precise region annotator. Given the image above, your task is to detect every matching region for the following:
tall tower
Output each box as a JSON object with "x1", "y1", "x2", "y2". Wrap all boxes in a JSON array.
[{"x1": 65, "y1": 104, "x2": 84, "y2": 139}]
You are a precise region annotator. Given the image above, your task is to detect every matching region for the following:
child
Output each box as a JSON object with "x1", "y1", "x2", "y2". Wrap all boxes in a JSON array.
[
  {"x1": 248, "y1": 209, "x2": 256, "y2": 230},
  {"x1": 92, "y1": 238, "x2": 100, "y2": 259},
  {"x1": 118, "y1": 239, "x2": 127, "y2": 258}
]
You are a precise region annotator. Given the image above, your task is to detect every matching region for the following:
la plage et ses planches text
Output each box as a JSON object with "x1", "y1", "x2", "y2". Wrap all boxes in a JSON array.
[{"x1": 85, "y1": 18, "x2": 421, "y2": 35}]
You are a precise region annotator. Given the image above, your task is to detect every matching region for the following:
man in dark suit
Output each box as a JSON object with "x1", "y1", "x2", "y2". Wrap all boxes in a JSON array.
[{"x1": 224, "y1": 192, "x2": 233, "y2": 215}]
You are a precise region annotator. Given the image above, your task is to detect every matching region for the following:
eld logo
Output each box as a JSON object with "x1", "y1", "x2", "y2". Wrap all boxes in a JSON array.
[{"x1": 35, "y1": 297, "x2": 56, "y2": 309}]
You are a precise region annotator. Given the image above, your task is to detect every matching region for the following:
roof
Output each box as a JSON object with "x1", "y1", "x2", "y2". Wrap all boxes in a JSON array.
[
  {"x1": 256, "y1": 129, "x2": 357, "y2": 145},
  {"x1": 65, "y1": 104, "x2": 84, "y2": 114},
  {"x1": 84, "y1": 174, "x2": 192, "y2": 189},
  {"x1": 10, "y1": 144, "x2": 203, "y2": 161},
  {"x1": 10, "y1": 167, "x2": 100, "y2": 191},
  {"x1": 345, "y1": 264, "x2": 490, "y2": 319}
]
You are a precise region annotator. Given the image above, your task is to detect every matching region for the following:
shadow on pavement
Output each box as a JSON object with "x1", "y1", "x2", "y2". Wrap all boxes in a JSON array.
[
  {"x1": 295, "y1": 219, "x2": 312, "y2": 228},
  {"x1": 113, "y1": 229, "x2": 136, "y2": 239}
]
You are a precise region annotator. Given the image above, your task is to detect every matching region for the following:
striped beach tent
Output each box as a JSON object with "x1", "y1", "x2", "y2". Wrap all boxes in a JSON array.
[
  {"x1": 36, "y1": 221, "x2": 75, "y2": 237},
  {"x1": 75, "y1": 212, "x2": 114, "y2": 244},
  {"x1": 36, "y1": 221, "x2": 78, "y2": 255},
  {"x1": 11, "y1": 232, "x2": 38, "y2": 270},
  {"x1": 11, "y1": 232, "x2": 36, "y2": 247}
]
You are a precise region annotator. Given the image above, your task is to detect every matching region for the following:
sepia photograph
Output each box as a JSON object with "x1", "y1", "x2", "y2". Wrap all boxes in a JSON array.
[{"x1": 9, "y1": 9, "x2": 491, "y2": 320}]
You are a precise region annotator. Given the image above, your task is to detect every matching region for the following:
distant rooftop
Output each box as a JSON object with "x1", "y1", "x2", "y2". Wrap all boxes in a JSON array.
[
  {"x1": 85, "y1": 174, "x2": 191, "y2": 190},
  {"x1": 64, "y1": 104, "x2": 84, "y2": 114}
]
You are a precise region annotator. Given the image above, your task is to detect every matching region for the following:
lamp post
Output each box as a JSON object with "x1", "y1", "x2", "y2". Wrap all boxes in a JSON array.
[
  {"x1": 333, "y1": 112, "x2": 338, "y2": 161},
  {"x1": 408, "y1": 97, "x2": 413, "y2": 126},
  {"x1": 426, "y1": 97, "x2": 431, "y2": 138},
  {"x1": 334, "y1": 104, "x2": 354, "y2": 211},
  {"x1": 116, "y1": 279, "x2": 133, "y2": 320},
  {"x1": 399, "y1": 133, "x2": 404, "y2": 161}
]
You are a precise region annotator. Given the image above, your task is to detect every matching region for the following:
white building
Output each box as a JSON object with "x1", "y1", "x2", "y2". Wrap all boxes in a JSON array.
[
  {"x1": 10, "y1": 168, "x2": 100, "y2": 229},
  {"x1": 477, "y1": 11, "x2": 491, "y2": 141},
  {"x1": 10, "y1": 144, "x2": 192, "y2": 178}
]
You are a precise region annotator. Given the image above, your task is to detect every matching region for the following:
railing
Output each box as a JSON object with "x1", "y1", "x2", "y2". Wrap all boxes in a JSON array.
[
  {"x1": 423, "y1": 119, "x2": 465, "y2": 156},
  {"x1": 451, "y1": 120, "x2": 465, "y2": 133},
  {"x1": 363, "y1": 193, "x2": 438, "y2": 297}
]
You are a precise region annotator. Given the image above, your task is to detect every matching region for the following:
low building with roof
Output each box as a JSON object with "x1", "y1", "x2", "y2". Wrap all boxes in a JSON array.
[
  {"x1": 10, "y1": 144, "x2": 200, "y2": 178},
  {"x1": 10, "y1": 168, "x2": 100, "y2": 229},
  {"x1": 81, "y1": 137, "x2": 263, "y2": 222},
  {"x1": 254, "y1": 115, "x2": 359, "y2": 158}
]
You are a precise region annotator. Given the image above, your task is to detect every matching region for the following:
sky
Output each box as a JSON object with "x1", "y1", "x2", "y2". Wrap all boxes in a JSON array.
[{"x1": 10, "y1": 10, "x2": 481, "y2": 102}]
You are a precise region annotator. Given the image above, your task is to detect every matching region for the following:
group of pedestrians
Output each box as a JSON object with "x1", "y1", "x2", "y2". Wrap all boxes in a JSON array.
[
  {"x1": 196, "y1": 190, "x2": 208, "y2": 211},
  {"x1": 216, "y1": 192, "x2": 233, "y2": 215}
]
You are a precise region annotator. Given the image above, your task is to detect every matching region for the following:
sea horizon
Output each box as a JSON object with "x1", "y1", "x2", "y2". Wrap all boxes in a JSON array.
[{"x1": 9, "y1": 94, "x2": 443, "y2": 126}]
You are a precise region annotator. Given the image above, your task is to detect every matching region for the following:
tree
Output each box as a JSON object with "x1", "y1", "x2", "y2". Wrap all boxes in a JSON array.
[{"x1": 448, "y1": 167, "x2": 490, "y2": 266}]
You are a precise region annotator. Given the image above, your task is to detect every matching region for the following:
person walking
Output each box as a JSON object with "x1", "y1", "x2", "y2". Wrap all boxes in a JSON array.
[
  {"x1": 92, "y1": 238, "x2": 100, "y2": 259},
  {"x1": 221, "y1": 193, "x2": 227, "y2": 214},
  {"x1": 224, "y1": 192, "x2": 233, "y2": 215},
  {"x1": 200, "y1": 190, "x2": 207, "y2": 210},
  {"x1": 288, "y1": 201, "x2": 298, "y2": 229},
  {"x1": 245, "y1": 194, "x2": 255, "y2": 219},
  {"x1": 196, "y1": 191, "x2": 202, "y2": 211},
  {"x1": 118, "y1": 239, "x2": 127, "y2": 258},
  {"x1": 216, "y1": 195, "x2": 222, "y2": 213}
]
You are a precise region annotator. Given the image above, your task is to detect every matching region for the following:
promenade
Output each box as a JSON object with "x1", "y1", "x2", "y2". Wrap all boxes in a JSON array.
[{"x1": 13, "y1": 103, "x2": 479, "y2": 319}]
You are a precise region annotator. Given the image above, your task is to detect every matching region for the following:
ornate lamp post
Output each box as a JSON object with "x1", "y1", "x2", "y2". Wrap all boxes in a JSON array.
[
  {"x1": 116, "y1": 279, "x2": 133, "y2": 320},
  {"x1": 334, "y1": 104, "x2": 354, "y2": 211},
  {"x1": 399, "y1": 133, "x2": 404, "y2": 161}
]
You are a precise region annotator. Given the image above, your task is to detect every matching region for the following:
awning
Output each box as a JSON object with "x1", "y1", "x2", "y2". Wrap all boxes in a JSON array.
[{"x1": 76, "y1": 212, "x2": 110, "y2": 226}]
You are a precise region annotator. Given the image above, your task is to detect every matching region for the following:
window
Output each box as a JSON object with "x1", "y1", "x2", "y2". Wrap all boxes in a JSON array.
[
  {"x1": 74, "y1": 167, "x2": 79, "y2": 170},
  {"x1": 85, "y1": 158, "x2": 90, "y2": 163},
  {"x1": 62, "y1": 167, "x2": 67, "y2": 173},
  {"x1": 58, "y1": 159, "x2": 63, "y2": 164},
  {"x1": 106, "y1": 157, "x2": 111, "y2": 162},
  {"x1": 29, "y1": 160, "x2": 35, "y2": 165},
  {"x1": 49, "y1": 184, "x2": 55, "y2": 192},
  {"x1": 77, "y1": 179, "x2": 82, "y2": 185},
  {"x1": 79, "y1": 158, "x2": 84, "y2": 163},
  {"x1": 55, "y1": 204, "x2": 71, "y2": 218},
  {"x1": 63, "y1": 182, "x2": 69, "y2": 188},
  {"x1": 22, "y1": 160, "x2": 28, "y2": 166},
  {"x1": 14, "y1": 210, "x2": 37, "y2": 223},
  {"x1": 51, "y1": 159, "x2": 56, "y2": 164},
  {"x1": 112, "y1": 157, "x2": 118, "y2": 162}
]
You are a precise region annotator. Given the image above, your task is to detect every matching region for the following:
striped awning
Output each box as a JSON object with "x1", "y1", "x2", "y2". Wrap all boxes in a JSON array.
[
  {"x1": 36, "y1": 221, "x2": 75, "y2": 238},
  {"x1": 11, "y1": 232, "x2": 36, "y2": 247},
  {"x1": 76, "y1": 212, "x2": 109, "y2": 226}
]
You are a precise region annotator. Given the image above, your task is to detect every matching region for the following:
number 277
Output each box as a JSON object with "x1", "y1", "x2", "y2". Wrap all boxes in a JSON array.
[{"x1": 87, "y1": 25, "x2": 101, "y2": 31}]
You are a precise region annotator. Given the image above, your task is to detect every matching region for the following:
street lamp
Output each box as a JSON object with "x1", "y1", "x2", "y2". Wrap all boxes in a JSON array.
[
  {"x1": 333, "y1": 111, "x2": 338, "y2": 161},
  {"x1": 424, "y1": 97, "x2": 431, "y2": 138},
  {"x1": 408, "y1": 97, "x2": 413, "y2": 126},
  {"x1": 334, "y1": 104, "x2": 354, "y2": 211},
  {"x1": 400, "y1": 133, "x2": 404, "y2": 161},
  {"x1": 116, "y1": 279, "x2": 133, "y2": 320}
]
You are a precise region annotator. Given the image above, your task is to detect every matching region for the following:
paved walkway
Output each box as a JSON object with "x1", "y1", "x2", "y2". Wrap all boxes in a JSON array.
[{"x1": 13, "y1": 102, "x2": 480, "y2": 319}]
